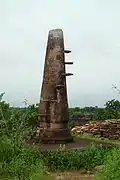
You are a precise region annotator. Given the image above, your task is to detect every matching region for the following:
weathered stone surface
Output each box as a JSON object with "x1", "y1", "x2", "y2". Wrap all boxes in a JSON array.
[{"x1": 37, "y1": 29, "x2": 73, "y2": 143}]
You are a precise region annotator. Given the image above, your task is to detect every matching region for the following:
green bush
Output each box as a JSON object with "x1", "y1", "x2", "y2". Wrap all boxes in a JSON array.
[
  {"x1": 0, "y1": 101, "x2": 44, "y2": 180},
  {"x1": 0, "y1": 134, "x2": 111, "y2": 180},
  {"x1": 0, "y1": 100, "x2": 119, "y2": 179},
  {"x1": 41, "y1": 145, "x2": 110, "y2": 171},
  {"x1": 0, "y1": 136, "x2": 46, "y2": 179},
  {"x1": 95, "y1": 148, "x2": 120, "y2": 180}
]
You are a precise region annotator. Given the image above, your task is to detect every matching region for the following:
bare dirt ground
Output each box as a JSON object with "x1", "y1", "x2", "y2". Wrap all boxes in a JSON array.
[
  {"x1": 33, "y1": 137, "x2": 114, "y2": 151},
  {"x1": 44, "y1": 171, "x2": 94, "y2": 180}
]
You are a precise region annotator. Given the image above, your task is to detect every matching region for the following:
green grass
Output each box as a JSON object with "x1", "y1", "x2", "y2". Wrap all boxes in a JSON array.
[
  {"x1": 95, "y1": 148, "x2": 120, "y2": 180},
  {"x1": 0, "y1": 136, "x2": 47, "y2": 180},
  {"x1": 0, "y1": 134, "x2": 112, "y2": 180},
  {"x1": 1, "y1": 100, "x2": 120, "y2": 180},
  {"x1": 41, "y1": 145, "x2": 111, "y2": 172},
  {"x1": 75, "y1": 133, "x2": 120, "y2": 146}
]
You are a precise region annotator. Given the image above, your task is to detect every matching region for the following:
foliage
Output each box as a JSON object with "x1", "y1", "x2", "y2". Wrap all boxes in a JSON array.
[
  {"x1": 0, "y1": 135, "x2": 46, "y2": 179},
  {"x1": 95, "y1": 148, "x2": 120, "y2": 180},
  {"x1": 0, "y1": 99, "x2": 120, "y2": 179},
  {"x1": 69, "y1": 107, "x2": 82, "y2": 118},
  {"x1": 41, "y1": 145, "x2": 110, "y2": 172},
  {"x1": 105, "y1": 99, "x2": 120, "y2": 111},
  {"x1": 76, "y1": 133, "x2": 120, "y2": 146},
  {"x1": 0, "y1": 101, "x2": 38, "y2": 138},
  {"x1": 69, "y1": 99, "x2": 120, "y2": 122},
  {"x1": 91, "y1": 99, "x2": 120, "y2": 120},
  {"x1": 0, "y1": 100, "x2": 44, "y2": 180}
]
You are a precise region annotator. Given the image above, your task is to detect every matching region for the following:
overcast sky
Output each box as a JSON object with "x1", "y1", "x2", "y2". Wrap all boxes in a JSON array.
[{"x1": 0, "y1": 0, "x2": 120, "y2": 107}]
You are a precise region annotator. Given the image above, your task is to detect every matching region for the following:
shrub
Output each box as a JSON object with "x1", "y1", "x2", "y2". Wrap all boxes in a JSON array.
[
  {"x1": 41, "y1": 145, "x2": 110, "y2": 171},
  {"x1": 95, "y1": 148, "x2": 120, "y2": 180},
  {"x1": 0, "y1": 100, "x2": 118, "y2": 179},
  {"x1": 0, "y1": 137, "x2": 46, "y2": 179}
]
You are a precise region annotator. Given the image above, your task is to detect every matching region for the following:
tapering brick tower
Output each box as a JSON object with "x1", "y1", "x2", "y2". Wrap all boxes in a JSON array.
[{"x1": 37, "y1": 29, "x2": 73, "y2": 143}]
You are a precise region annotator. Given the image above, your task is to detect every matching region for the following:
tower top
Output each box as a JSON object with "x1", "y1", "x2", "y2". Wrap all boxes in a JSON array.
[{"x1": 49, "y1": 29, "x2": 63, "y2": 38}]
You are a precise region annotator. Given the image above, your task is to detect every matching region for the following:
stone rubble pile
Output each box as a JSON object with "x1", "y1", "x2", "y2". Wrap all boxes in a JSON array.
[{"x1": 71, "y1": 119, "x2": 120, "y2": 140}]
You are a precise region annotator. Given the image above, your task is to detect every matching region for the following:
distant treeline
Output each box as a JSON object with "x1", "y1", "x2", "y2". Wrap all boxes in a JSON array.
[{"x1": 10, "y1": 99, "x2": 120, "y2": 128}]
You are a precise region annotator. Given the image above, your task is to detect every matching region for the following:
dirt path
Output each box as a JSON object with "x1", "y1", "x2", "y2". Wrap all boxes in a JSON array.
[
  {"x1": 32, "y1": 137, "x2": 114, "y2": 151},
  {"x1": 54, "y1": 172, "x2": 94, "y2": 180},
  {"x1": 44, "y1": 171, "x2": 94, "y2": 180}
]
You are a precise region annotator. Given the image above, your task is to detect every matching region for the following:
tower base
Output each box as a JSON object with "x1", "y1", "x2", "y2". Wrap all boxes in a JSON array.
[{"x1": 36, "y1": 128, "x2": 73, "y2": 144}]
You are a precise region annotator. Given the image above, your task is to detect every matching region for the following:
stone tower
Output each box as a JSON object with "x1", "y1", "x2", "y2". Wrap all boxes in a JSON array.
[{"x1": 37, "y1": 29, "x2": 73, "y2": 143}]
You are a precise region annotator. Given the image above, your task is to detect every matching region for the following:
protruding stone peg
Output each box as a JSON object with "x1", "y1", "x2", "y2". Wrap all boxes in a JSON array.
[
  {"x1": 56, "y1": 84, "x2": 64, "y2": 89},
  {"x1": 64, "y1": 50, "x2": 71, "y2": 53},
  {"x1": 65, "y1": 62, "x2": 73, "y2": 65},
  {"x1": 62, "y1": 73, "x2": 73, "y2": 76}
]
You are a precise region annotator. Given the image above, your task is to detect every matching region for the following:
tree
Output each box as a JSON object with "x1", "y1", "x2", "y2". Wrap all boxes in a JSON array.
[{"x1": 105, "y1": 99, "x2": 120, "y2": 111}]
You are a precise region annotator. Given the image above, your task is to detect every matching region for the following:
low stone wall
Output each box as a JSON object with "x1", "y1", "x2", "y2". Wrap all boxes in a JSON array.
[{"x1": 71, "y1": 119, "x2": 120, "y2": 140}]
